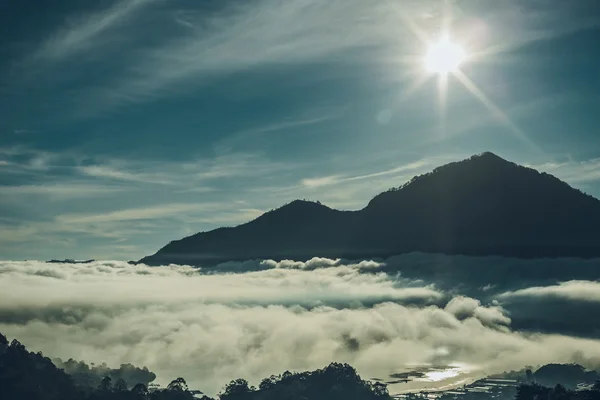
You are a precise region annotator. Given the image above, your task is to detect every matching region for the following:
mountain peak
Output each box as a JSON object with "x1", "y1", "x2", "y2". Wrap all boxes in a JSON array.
[
  {"x1": 270, "y1": 199, "x2": 328, "y2": 214},
  {"x1": 253, "y1": 199, "x2": 333, "y2": 225},
  {"x1": 287, "y1": 199, "x2": 324, "y2": 207},
  {"x1": 467, "y1": 151, "x2": 512, "y2": 165},
  {"x1": 139, "y1": 153, "x2": 600, "y2": 266},
  {"x1": 374, "y1": 152, "x2": 517, "y2": 198},
  {"x1": 474, "y1": 151, "x2": 504, "y2": 159},
  {"x1": 457, "y1": 151, "x2": 518, "y2": 172}
]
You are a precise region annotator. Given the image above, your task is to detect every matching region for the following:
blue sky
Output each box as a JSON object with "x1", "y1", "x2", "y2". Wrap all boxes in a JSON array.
[{"x1": 1, "y1": 0, "x2": 599, "y2": 260}]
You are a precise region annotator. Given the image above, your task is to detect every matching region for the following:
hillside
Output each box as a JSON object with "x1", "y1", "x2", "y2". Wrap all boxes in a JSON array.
[
  {"x1": 0, "y1": 332, "x2": 390, "y2": 400},
  {"x1": 139, "y1": 153, "x2": 600, "y2": 266}
]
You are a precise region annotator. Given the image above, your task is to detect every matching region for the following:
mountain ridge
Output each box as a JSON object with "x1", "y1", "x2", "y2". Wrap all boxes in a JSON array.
[{"x1": 139, "y1": 153, "x2": 600, "y2": 266}]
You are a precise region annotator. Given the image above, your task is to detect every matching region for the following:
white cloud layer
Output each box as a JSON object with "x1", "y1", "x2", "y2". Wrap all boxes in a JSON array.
[
  {"x1": 2, "y1": 259, "x2": 600, "y2": 396},
  {"x1": 499, "y1": 280, "x2": 600, "y2": 302}
]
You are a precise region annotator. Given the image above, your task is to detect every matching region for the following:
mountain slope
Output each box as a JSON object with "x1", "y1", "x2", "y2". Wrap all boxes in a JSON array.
[{"x1": 139, "y1": 153, "x2": 600, "y2": 266}]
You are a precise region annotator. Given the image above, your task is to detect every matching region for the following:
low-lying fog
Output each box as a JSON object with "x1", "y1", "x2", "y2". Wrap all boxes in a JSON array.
[{"x1": 1, "y1": 253, "x2": 599, "y2": 395}]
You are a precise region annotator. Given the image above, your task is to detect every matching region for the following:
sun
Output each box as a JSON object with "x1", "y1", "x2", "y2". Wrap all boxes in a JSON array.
[{"x1": 425, "y1": 37, "x2": 466, "y2": 74}]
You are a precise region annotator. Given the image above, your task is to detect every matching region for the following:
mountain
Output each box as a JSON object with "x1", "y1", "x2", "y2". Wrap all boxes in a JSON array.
[
  {"x1": 139, "y1": 152, "x2": 600, "y2": 266},
  {"x1": 47, "y1": 259, "x2": 95, "y2": 264}
]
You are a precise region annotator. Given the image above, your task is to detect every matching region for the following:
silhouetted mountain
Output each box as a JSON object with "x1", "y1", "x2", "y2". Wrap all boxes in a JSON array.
[
  {"x1": 533, "y1": 364, "x2": 599, "y2": 390},
  {"x1": 515, "y1": 382, "x2": 600, "y2": 400},
  {"x1": 139, "y1": 153, "x2": 600, "y2": 266},
  {"x1": 46, "y1": 259, "x2": 95, "y2": 264}
]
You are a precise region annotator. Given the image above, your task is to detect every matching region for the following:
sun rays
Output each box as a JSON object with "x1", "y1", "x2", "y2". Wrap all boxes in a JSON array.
[{"x1": 385, "y1": 0, "x2": 540, "y2": 152}]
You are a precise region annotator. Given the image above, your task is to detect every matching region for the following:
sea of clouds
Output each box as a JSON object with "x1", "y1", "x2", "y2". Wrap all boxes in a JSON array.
[{"x1": 1, "y1": 254, "x2": 600, "y2": 395}]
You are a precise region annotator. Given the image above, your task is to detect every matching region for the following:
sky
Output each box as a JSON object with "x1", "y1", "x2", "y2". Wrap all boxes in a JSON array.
[{"x1": 1, "y1": 0, "x2": 600, "y2": 260}]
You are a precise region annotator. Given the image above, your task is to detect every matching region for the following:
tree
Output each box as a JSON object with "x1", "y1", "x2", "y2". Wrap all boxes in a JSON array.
[
  {"x1": 526, "y1": 369, "x2": 534, "y2": 382},
  {"x1": 372, "y1": 382, "x2": 390, "y2": 398},
  {"x1": 259, "y1": 376, "x2": 277, "y2": 391},
  {"x1": 220, "y1": 378, "x2": 253, "y2": 399},
  {"x1": 516, "y1": 383, "x2": 548, "y2": 400},
  {"x1": 167, "y1": 377, "x2": 188, "y2": 392},
  {"x1": 99, "y1": 376, "x2": 113, "y2": 392},
  {"x1": 549, "y1": 384, "x2": 568, "y2": 400},
  {"x1": 115, "y1": 378, "x2": 129, "y2": 392},
  {"x1": 132, "y1": 383, "x2": 149, "y2": 399}
]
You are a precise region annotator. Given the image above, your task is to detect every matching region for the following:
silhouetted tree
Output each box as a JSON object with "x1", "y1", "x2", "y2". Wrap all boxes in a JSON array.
[
  {"x1": 220, "y1": 378, "x2": 254, "y2": 399},
  {"x1": 131, "y1": 383, "x2": 149, "y2": 399},
  {"x1": 259, "y1": 376, "x2": 277, "y2": 391},
  {"x1": 99, "y1": 376, "x2": 113, "y2": 392},
  {"x1": 2, "y1": 332, "x2": 396, "y2": 400},
  {"x1": 0, "y1": 336, "x2": 81, "y2": 400},
  {"x1": 150, "y1": 378, "x2": 194, "y2": 400},
  {"x1": 371, "y1": 382, "x2": 390, "y2": 397},
  {"x1": 549, "y1": 384, "x2": 569, "y2": 400},
  {"x1": 516, "y1": 383, "x2": 550, "y2": 400},
  {"x1": 115, "y1": 378, "x2": 129, "y2": 392},
  {"x1": 167, "y1": 377, "x2": 189, "y2": 392},
  {"x1": 55, "y1": 358, "x2": 157, "y2": 389},
  {"x1": 526, "y1": 369, "x2": 534, "y2": 382}
]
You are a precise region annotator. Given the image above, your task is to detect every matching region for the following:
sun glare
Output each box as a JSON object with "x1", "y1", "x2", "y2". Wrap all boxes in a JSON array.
[
  {"x1": 425, "y1": 368, "x2": 461, "y2": 382},
  {"x1": 425, "y1": 37, "x2": 465, "y2": 74}
]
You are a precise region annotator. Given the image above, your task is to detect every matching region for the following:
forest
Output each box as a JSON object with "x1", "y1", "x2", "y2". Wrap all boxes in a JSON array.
[{"x1": 1, "y1": 332, "x2": 599, "y2": 400}]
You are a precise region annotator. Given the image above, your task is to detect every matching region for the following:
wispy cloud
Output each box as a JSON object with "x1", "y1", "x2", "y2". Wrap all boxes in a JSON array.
[
  {"x1": 531, "y1": 159, "x2": 600, "y2": 184},
  {"x1": 1, "y1": 183, "x2": 124, "y2": 199},
  {"x1": 216, "y1": 111, "x2": 343, "y2": 151},
  {"x1": 1, "y1": 145, "x2": 288, "y2": 188},
  {"x1": 0, "y1": 146, "x2": 80, "y2": 172},
  {"x1": 301, "y1": 160, "x2": 431, "y2": 188},
  {"x1": 77, "y1": 0, "x2": 421, "y2": 111},
  {"x1": 13, "y1": 129, "x2": 39, "y2": 135},
  {"x1": 53, "y1": 0, "x2": 592, "y2": 115},
  {"x1": 301, "y1": 175, "x2": 343, "y2": 188},
  {"x1": 344, "y1": 160, "x2": 430, "y2": 182},
  {"x1": 78, "y1": 165, "x2": 173, "y2": 185},
  {"x1": 0, "y1": 147, "x2": 302, "y2": 258},
  {"x1": 78, "y1": 152, "x2": 292, "y2": 185},
  {"x1": 32, "y1": 0, "x2": 158, "y2": 62},
  {"x1": 56, "y1": 202, "x2": 224, "y2": 224},
  {"x1": 189, "y1": 153, "x2": 295, "y2": 181},
  {"x1": 184, "y1": 208, "x2": 266, "y2": 227},
  {"x1": 9, "y1": 0, "x2": 593, "y2": 118}
]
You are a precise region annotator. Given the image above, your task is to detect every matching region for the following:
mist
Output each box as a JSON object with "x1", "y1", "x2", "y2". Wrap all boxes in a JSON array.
[{"x1": 1, "y1": 255, "x2": 600, "y2": 395}]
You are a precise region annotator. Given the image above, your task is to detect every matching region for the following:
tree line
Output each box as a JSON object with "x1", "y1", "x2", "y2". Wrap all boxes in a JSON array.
[
  {"x1": 0, "y1": 333, "x2": 389, "y2": 400},
  {"x1": 2, "y1": 332, "x2": 600, "y2": 400}
]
